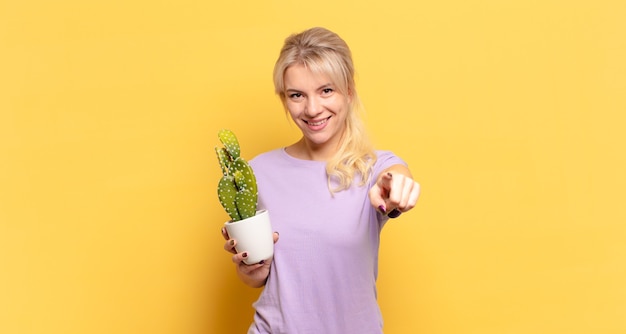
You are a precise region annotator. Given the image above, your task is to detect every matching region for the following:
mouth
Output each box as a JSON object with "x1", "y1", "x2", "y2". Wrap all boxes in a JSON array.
[{"x1": 303, "y1": 116, "x2": 331, "y2": 127}]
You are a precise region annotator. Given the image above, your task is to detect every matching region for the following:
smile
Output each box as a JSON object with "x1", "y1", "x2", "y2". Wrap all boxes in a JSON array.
[{"x1": 304, "y1": 116, "x2": 331, "y2": 126}]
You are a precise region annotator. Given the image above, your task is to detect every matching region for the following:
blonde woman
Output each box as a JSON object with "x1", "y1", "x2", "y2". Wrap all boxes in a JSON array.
[{"x1": 221, "y1": 27, "x2": 420, "y2": 333}]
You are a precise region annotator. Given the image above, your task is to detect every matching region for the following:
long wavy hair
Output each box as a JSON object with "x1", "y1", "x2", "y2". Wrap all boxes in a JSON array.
[{"x1": 273, "y1": 27, "x2": 376, "y2": 193}]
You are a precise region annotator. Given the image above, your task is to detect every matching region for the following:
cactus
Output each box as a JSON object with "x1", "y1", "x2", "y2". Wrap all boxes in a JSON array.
[{"x1": 215, "y1": 129, "x2": 258, "y2": 222}]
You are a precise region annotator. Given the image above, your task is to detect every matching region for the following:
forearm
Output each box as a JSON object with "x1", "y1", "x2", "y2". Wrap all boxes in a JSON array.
[{"x1": 237, "y1": 270, "x2": 268, "y2": 288}]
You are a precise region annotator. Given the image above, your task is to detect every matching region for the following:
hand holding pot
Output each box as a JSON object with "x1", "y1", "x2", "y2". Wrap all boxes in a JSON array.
[{"x1": 222, "y1": 227, "x2": 280, "y2": 288}]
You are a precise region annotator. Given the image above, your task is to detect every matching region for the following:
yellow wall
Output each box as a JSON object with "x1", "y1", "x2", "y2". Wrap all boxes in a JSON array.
[{"x1": 1, "y1": 1, "x2": 624, "y2": 333}]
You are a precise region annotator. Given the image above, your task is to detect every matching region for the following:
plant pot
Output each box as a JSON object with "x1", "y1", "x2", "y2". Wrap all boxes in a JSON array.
[{"x1": 224, "y1": 209, "x2": 274, "y2": 265}]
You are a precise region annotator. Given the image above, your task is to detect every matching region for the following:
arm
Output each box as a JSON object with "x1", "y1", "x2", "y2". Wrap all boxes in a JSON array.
[
  {"x1": 369, "y1": 164, "x2": 420, "y2": 216},
  {"x1": 221, "y1": 228, "x2": 279, "y2": 288}
]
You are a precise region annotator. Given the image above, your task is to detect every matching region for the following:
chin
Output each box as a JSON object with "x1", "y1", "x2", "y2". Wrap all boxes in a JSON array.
[{"x1": 306, "y1": 133, "x2": 335, "y2": 146}]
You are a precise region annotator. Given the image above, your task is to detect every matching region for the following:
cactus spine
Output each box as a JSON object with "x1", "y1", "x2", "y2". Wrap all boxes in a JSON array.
[{"x1": 215, "y1": 129, "x2": 258, "y2": 222}]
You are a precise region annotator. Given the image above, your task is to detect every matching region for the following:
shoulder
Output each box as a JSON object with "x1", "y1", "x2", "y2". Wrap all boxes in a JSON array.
[
  {"x1": 374, "y1": 150, "x2": 407, "y2": 170},
  {"x1": 250, "y1": 148, "x2": 283, "y2": 164},
  {"x1": 249, "y1": 148, "x2": 295, "y2": 173},
  {"x1": 369, "y1": 151, "x2": 407, "y2": 184}
]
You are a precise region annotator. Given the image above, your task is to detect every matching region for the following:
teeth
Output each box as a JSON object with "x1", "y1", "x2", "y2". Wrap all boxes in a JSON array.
[{"x1": 307, "y1": 118, "x2": 328, "y2": 126}]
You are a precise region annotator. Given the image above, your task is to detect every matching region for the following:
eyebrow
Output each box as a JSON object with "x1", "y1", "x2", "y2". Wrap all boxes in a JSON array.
[{"x1": 285, "y1": 83, "x2": 334, "y2": 93}]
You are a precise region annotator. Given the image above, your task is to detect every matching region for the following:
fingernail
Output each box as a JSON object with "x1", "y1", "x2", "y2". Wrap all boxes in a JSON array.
[
  {"x1": 378, "y1": 205, "x2": 386, "y2": 214},
  {"x1": 221, "y1": 227, "x2": 226, "y2": 235},
  {"x1": 229, "y1": 240, "x2": 235, "y2": 246},
  {"x1": 242, "y1": 252, "x2": 248, "y2": 258},
  {"x1": 387, "y1": 172, "x2": 393, "y2": 178},
  {"x1": 275, "y1": 232, "x2": 279, "y2": 236},
  {"x1": 259, "y1": 260, "x2": 265, "y2": 265},
  {"x1": 388, "y1": 208, "x2": 402, "y2": 218}
]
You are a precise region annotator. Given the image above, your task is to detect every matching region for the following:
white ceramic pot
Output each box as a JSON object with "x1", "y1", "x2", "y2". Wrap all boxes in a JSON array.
[{"x1": 224, "y1": 209, "x2": 274, "y2": 265}]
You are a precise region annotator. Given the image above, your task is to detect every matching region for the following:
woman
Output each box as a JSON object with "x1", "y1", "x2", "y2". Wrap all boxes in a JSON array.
[{"x1": 221, "y1": 27, "x2": 420, "y2": 333}]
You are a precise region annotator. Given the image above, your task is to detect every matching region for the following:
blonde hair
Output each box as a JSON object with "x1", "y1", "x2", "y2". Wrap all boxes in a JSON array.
[{"x1": 273, "y1": 27, "x2": 376, "y2": 192}]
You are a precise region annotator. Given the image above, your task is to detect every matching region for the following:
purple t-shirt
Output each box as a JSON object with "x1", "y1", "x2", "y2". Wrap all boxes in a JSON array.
[{"x1": 246, "y1": 148, "x2": 406, "y2": 334}]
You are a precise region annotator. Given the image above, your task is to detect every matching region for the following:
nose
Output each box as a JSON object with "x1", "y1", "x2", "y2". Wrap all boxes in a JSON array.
[{"x1": 305, "y1": 96, "x2": 323, "y2": 117}]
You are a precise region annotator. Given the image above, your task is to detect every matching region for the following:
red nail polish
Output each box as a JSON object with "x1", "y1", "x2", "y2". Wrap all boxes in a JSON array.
[
  {"x1": 378, "y1": 205, "x2": 386, "y2": 214},
  {"x1": 242, "y1": 252, "x2": 248, "y2": 258}
]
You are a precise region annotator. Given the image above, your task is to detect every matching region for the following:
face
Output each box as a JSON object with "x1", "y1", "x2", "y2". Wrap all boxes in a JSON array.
[{"x1": 283, "y1": 63, "x2": 351, "y2": 153}]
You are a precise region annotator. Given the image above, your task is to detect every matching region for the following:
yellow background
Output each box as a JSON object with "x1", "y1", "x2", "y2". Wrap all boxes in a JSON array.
[{"x1": 1, "y1": 1, "x2": 625, "y2": 333}]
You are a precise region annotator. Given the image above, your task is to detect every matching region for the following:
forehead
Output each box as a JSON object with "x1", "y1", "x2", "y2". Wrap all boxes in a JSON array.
[{"x1": 283, "y1": 63, "x2": 333, "y2": 89}]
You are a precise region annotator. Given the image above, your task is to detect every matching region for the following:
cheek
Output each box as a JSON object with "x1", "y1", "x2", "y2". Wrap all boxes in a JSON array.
[
  {"x1": 286, "y1": 107, "x2": 300, "y2": 123},
  {"x1": 286, "y1": 102, "x2": 301, "y2": 116},
  {"x1": 330, "y1": 100, "x2": 349, "y2": 117},
  {"x1": 329, "y1": 95, "x2": 349, "y2": 110}
]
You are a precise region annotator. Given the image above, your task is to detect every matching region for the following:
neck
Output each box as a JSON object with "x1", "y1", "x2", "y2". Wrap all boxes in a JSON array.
[{"x1": 286, "y1": 138, "x2": 339, "y2": 161}]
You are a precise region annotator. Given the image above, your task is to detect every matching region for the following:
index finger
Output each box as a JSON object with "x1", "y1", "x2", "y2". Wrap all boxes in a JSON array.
[
  {"x1": 369, "y1": 172, "x2": 393, "y2": 213},
  {"x1": 377, "y1": 172, "x2": 393, "y2": 190}
]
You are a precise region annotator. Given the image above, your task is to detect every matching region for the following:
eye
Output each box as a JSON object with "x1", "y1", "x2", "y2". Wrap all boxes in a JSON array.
[
  {"x1": 322, "y1": 88, "x2": 333, "y2": 95},
  {"x1": 288, "y1": 92, "x2": 302, "y2": 99}
]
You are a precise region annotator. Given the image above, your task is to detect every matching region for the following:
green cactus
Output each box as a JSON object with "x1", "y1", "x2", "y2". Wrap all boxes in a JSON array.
[{"x1": 215, "y1": 129, "x2": 258, "y2": 221}]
